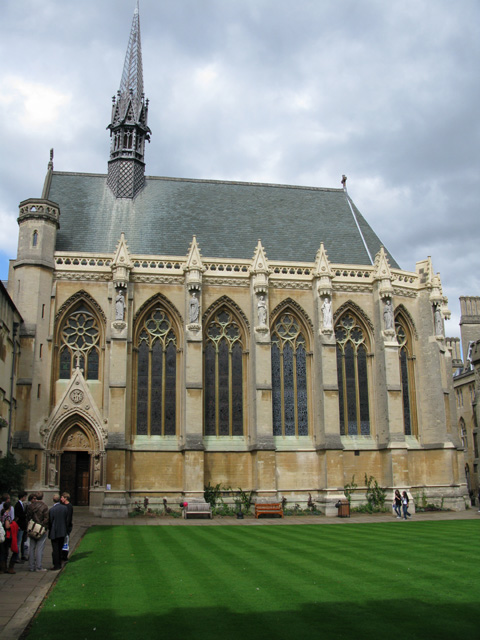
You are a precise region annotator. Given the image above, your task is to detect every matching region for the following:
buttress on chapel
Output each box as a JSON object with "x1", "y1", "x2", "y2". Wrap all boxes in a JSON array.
[{"x1": 7, "y1": 3, "x2": 467, "y2": 515}]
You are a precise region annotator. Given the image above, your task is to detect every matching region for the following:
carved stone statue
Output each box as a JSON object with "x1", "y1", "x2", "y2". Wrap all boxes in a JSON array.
[
  {"x1": 94, "y1": 454, "x2": 101, "y2": 486},
  {"x1": 257, "y1": 294, "x2": 267, "y2": 326},
  {"x1": 189, "y1": 291, "x2": 199, "y2": 324},
  {"x1": 115, "y1": 290, "x2": 125, "y2": 321},
  {"x1": 434, "y1": 306, "x2": 443, "y2": 336},
  {"x1": 383, "y1": 299, "x2": 394, "y2": 331},
  {"x1": 321, "y1": 297, "x2": 332, "y2": 329},
  {"x1": 49, "y1": 456, "x2": 56, "y2": 486}
]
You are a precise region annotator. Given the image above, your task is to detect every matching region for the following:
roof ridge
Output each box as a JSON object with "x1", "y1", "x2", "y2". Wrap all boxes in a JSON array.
[{"x1": 51, "y1": 171, "x2": 344, "y2": 193}]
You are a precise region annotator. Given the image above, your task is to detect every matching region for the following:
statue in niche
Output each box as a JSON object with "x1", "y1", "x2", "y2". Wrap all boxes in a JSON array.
[
  {"x1": 189, "y1": 291, "x2": 199, "y2": 324},
  {"x1": 257, "y1": 294, "x2": 267, "y2": 326},
  {"x1": 115, "y1": 289, "x2": 125, "y2": 321},
  {"x1": 434, "y1": 306, "x2": 443, "y2": 336},
  {"x1": 383, "y1": 299, "x2": 394, "y2": 331},
  {"x1": 94, "y1": 454, "x2": 101, "y2": 486},
  {"x1": 322, "y1": 297, "x2": 332, "y2": 329},
  {"x1": 49, "y1": 456, "x2": 56, "y2": 486}
]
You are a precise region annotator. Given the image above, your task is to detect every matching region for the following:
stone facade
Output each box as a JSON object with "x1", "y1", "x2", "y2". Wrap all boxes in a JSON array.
[{"x1": 7, "y1": 230, "x2": 467, "y2": 515}]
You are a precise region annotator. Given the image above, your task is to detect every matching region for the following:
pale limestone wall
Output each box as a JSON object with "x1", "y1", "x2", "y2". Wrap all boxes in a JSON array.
[{"x1": 204, "y1": 452, "x2": 253, "y2": 489}]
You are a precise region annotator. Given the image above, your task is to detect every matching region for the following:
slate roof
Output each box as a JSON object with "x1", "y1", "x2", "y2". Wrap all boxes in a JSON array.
[{"x1": 48, "y1": 171, "x2": 399, "y2": 268}]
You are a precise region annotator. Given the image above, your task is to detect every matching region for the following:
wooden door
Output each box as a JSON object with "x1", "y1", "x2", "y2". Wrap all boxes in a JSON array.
[
  {"x1": 60, "y1": 452, "x2": 77, "y2": 498},
  {"x1": 76, "y1": 453, "x2": 90, "y2": 506}
]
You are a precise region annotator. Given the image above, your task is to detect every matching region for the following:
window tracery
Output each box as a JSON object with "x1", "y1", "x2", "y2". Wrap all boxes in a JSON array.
[
  {"x1": 135, "y1": 307, "x2": 177, "y2": 436},
  {"x1": 58, "y1": 304, "x2": 101, "y2": 380},
  {"x1": 271, "y1": 312, "x2": 309, "y2": 436},
  {"x1": 395, "y1": 317, "x2": 418, "y2": 436},
  {"x1": 335, "y1": 312, "x2": 370, "y2": 435},
  {"x1": 204, "y1": 307, "x2": 244, "y2": 437}
]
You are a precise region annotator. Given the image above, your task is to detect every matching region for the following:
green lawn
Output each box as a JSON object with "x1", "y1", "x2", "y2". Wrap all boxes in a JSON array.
[{"x1": 27, "y1": 520, "x2": 479, "y2": 640}]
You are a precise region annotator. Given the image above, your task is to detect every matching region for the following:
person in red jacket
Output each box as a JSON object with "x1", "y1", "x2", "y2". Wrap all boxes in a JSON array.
[{"x1": 1, "y1": 502, "x2": 19, "y2": 574}]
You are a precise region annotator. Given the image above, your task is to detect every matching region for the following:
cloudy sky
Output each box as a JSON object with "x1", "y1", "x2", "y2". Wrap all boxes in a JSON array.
[{"x1": 0, "y1": 0, "x2": 478, "y2": 338}]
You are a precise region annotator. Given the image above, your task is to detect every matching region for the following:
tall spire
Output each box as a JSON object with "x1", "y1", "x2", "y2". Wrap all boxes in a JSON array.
[{"x1": 107, "y1": 1, "x2": 151, "y2": 199}]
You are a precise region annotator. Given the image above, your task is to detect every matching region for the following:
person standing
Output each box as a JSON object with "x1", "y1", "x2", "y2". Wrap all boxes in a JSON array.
[
  {"x1": 48, "y1": 494, "x2": 68, "y2": 571},
  {"x1": 60, "y1": 492, "x2": 73, "y2": 562},
  {"x1": 393, "y1": 489, "x2": 402, "y2": 519},
  {"x1": 402, "y1": 491, "x2": 412, "y2": 520},
  {"x1": 0, "y1": 494, "x2": 15, "y2": 522},
  {"x1": 14, "y1": 491, "x2": 28, "y2": 562},
  {"x1": 1, "y1": 501, "x2": 19, "y2": 574},
  {"x1": 25, "y1": 492, "x2": 49, "y2": 572}
]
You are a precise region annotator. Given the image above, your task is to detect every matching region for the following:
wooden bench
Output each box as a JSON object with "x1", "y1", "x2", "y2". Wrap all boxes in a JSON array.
[
  {"x1": 255, "y1": 503, "x2": 284, "y2": 519},
  {"x1": 183, "y1": 502, "x2": 213, "y2": 519}
]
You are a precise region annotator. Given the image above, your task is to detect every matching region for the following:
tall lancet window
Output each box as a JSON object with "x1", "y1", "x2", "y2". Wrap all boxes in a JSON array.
[
  {"x1": 134, "y1": 307, "x2": 177, "y2": 436},
  {"x1": 58, "y1": 304, "x2": 101, "y2": 380},
  {"x1": 395, "y1": 317, "x2": 418, "y2": 436},
  {"x1": 204, "y1": 308, "x2": 244, "y2": 437},
  {"x1": 335, "y1": 313, "x2": 370, "y2": 435},
  {"x1": 271, "y1": 312, "x2": 309, "y2": 436}
]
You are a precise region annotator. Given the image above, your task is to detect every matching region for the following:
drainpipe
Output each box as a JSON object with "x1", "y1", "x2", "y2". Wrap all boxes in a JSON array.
[{"x1": 7, "y1": 322, "x2": 19, "y2": 454}]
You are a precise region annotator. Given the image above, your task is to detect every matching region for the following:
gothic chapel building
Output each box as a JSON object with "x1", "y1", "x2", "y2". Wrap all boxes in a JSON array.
[{"x1": 8, "y1": 5, "x2": 467, "y2": 514}]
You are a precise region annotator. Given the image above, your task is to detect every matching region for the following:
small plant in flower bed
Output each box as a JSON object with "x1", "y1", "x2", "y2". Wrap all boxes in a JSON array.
[
  {"x1": 351, "y1": 503, "x2": 390, "y2": 514},
  {"x1": 282, "y1": 494, "x2": 322, "y2": 516},
  {"x1": 414, "y1": 491, "x2": 448, "y2": 512},
  {"x1": 128, "y1": 497, "x2": 182, "y2": 518}
]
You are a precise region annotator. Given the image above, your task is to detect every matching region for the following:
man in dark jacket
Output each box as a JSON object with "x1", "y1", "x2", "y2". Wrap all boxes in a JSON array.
[
  {"x1": 14, "y1": 491, "x2": 28, "y2": 562},
  {"x1": 48, "y1": 494, "x2": 69, "y2": 571}
]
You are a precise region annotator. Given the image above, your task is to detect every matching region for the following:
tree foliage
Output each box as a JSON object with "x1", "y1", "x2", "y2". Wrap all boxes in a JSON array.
[{"x1": 0, "y1": 454, "x2": 34, "y2": 495}]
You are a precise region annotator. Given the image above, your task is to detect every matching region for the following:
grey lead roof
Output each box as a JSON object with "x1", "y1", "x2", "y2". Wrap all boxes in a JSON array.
[{"x1": 48, "y1": 171, "x2": 399, "y2": 268}]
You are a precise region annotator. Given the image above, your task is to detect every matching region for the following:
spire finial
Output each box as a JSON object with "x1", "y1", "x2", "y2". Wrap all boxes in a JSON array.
[{"x1": 118, "y1": 2, "x2": 144, "y2": 120}]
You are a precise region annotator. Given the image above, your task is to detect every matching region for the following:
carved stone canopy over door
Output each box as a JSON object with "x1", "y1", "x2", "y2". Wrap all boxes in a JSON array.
[{"x1": 61, "y1": 426, "x2": 91, "y2": 451}]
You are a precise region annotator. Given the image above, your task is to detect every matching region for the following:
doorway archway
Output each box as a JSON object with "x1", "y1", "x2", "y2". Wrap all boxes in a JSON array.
[{"x1": 47, "y1": 417, "x2": 105, "y2": 507}]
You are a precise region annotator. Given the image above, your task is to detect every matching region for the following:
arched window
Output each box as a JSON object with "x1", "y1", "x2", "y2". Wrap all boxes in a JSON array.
[
  {"x1": 204, "y1": 307, "x2": 244, "y2": 436},
  {"x1": 335, "y1": 312, "x2": 370, "y2": 435},
  {"x1": 134, "y1": 307, "x2": 178, "y2": 436},
  {"x1": 58, "y1": 303, "x2": 101, "y2": 380},
  {"x1": 395, "y1": 316, "x2": 418, "y2": 436},
  {"x1": 271, "y1": 312, "x2": 309, "y2": 436},
  {"x1": 459, "y1": 418, "x2": 467, "y2": 449},
  {"x1": 32, "y1": 230, "x2": 38, "y2": 247}
]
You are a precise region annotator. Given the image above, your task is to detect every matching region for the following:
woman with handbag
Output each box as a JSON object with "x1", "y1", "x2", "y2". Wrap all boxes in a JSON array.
[{"x1": 25, "y1": 492, "x2": 49, "y2": 572}]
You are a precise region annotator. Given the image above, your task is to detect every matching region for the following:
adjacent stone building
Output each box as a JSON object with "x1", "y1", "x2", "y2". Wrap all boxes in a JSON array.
[
  {"x1": 0, "y1": 281, "x2": 22, "y2": 456},
  {"x1": 446, "y1": 296, "x2": 480, "y2": 506},
  {"x1": 7, "y1": 5, "x2": 467, "y2": 515}
]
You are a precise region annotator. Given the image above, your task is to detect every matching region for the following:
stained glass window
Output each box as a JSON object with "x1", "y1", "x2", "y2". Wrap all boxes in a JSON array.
[
  {"x1": 395, "y1": 319, "x2": 417, "y2": 436},
  {"x1": 204, "y1": 308, "x2": 244, "y2": 436},
  {"x1": 335, "y1": 313, "x2": 370, "y2": 435},
  {"x1": 271, "y1": 313, "x2": 309, "y2": 437},
  {"x1": 135, "y1": 308, "x2": 177, "y2": 436},
  {"x1": 58, "y1": 304, "x2": 100, "y2": 380}
]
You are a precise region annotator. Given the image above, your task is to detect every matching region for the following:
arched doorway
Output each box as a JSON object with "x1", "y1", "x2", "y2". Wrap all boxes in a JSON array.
[{"x1": 49, "y1": 420, "x2": 104, "y2": 507}]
